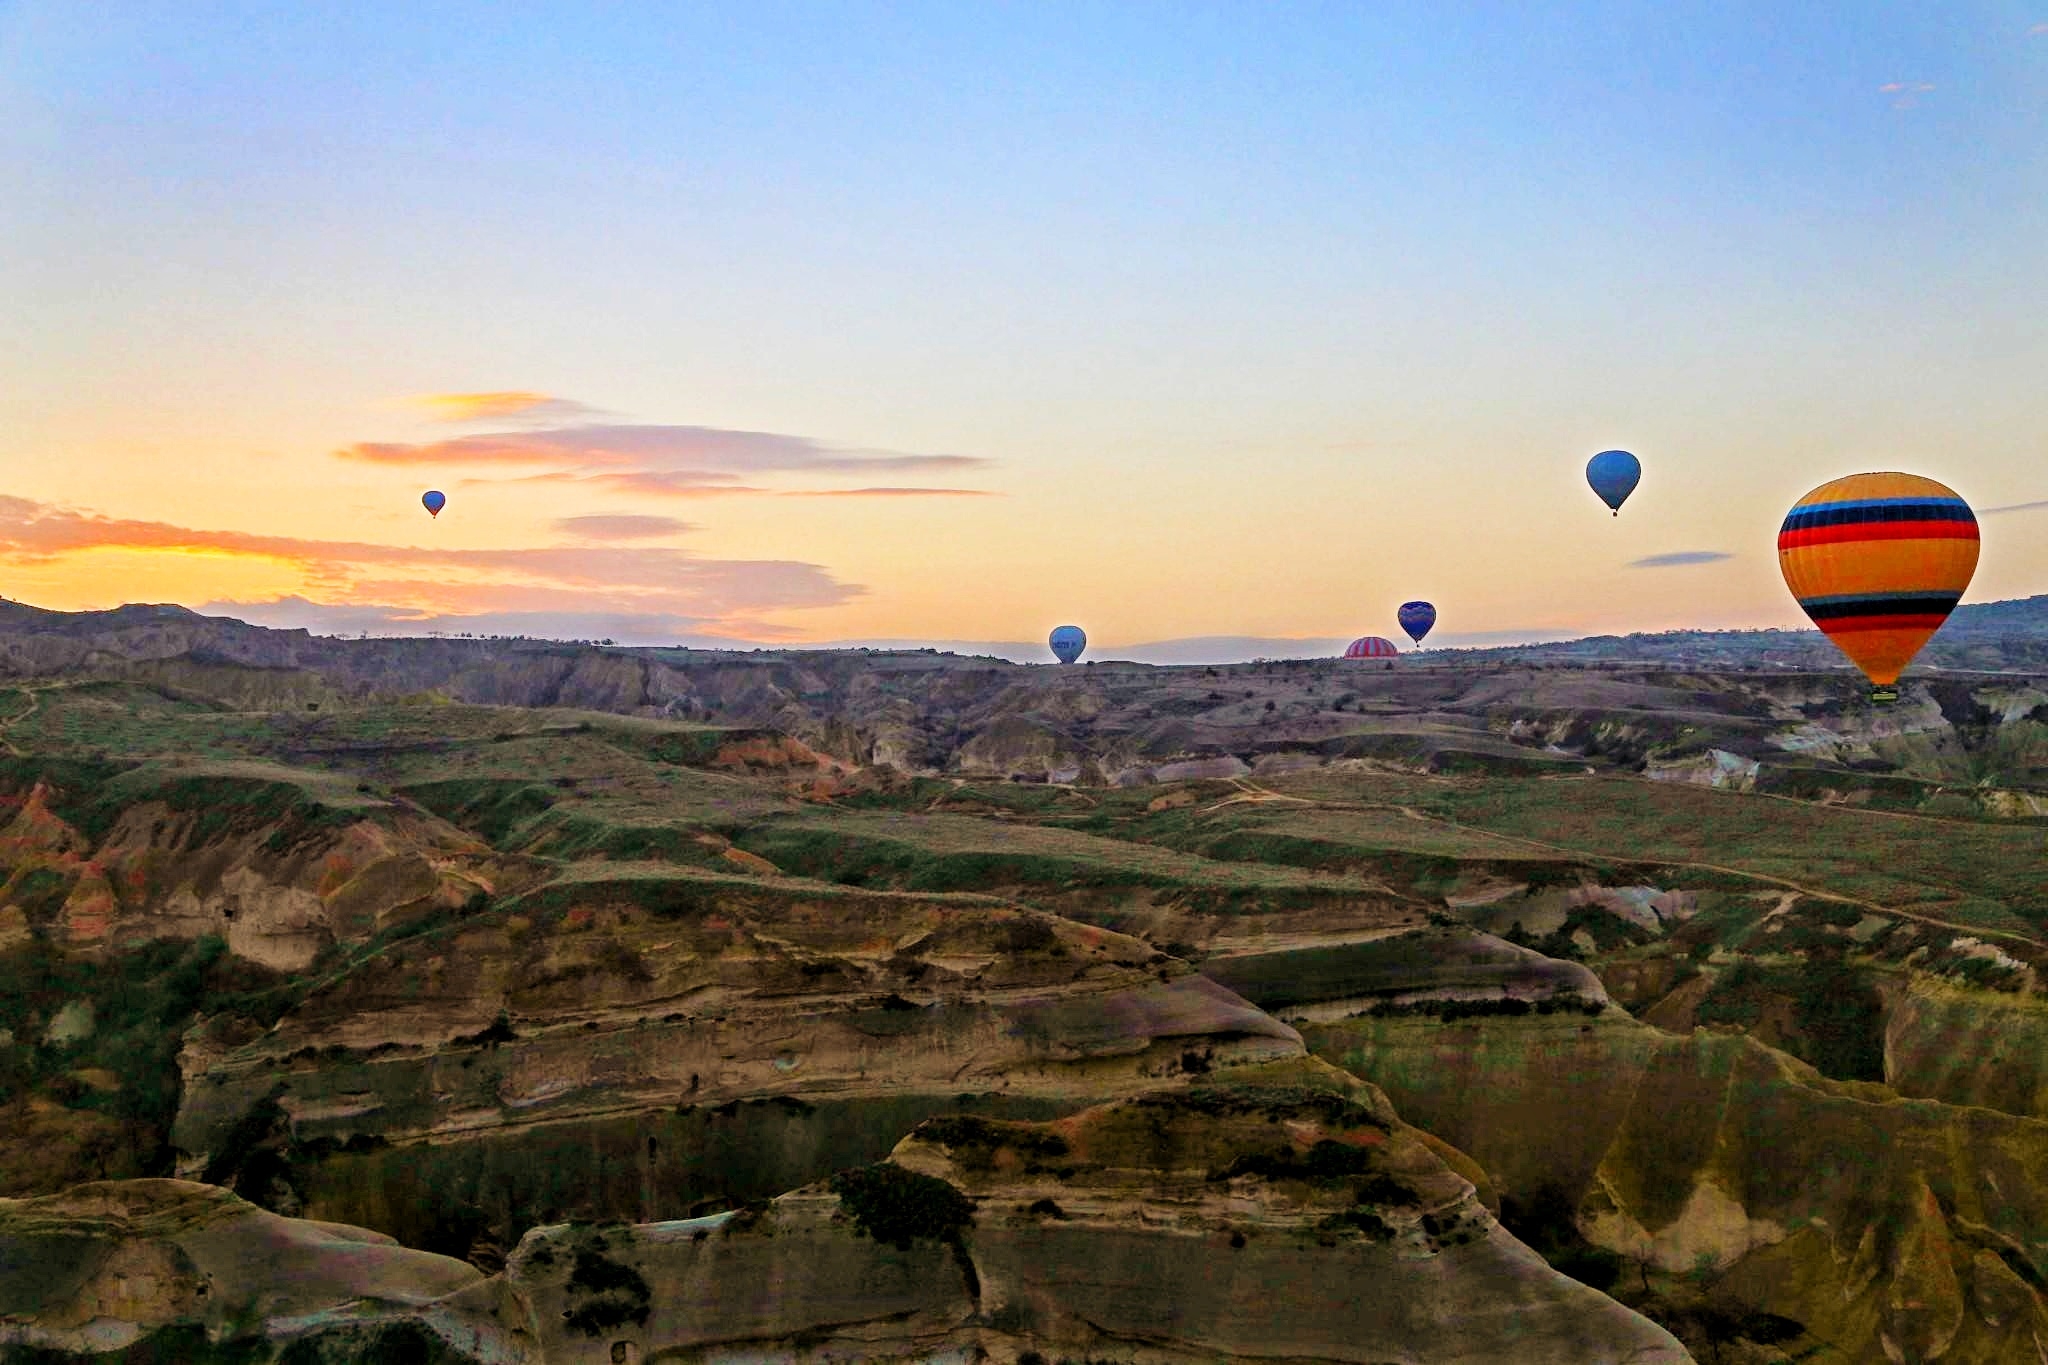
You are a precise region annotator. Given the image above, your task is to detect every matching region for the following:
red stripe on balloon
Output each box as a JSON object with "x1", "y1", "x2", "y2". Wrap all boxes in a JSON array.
[{"x1": 1776, "y1": 520, "x2": 1979, "y2": 551}]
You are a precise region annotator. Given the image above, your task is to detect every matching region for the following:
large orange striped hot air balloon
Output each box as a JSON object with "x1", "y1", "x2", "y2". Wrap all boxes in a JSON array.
[{"x1": 1778, "y1": 472, "x2": 1978, "y2": 702}]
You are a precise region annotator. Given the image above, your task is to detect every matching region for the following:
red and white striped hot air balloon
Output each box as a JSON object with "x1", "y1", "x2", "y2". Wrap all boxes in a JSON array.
[{"x1": 1343, "y1": 636, "x2": 1400, "y2": 660}]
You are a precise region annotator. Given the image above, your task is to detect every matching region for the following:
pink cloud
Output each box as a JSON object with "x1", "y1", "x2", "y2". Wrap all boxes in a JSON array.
[
  {"x1": 777, "y1": 487, "x2": 998, "y2": 498},
  {"x1": 553, "y1": 514, "x2": 693, "y2": 539},
  {"x1": 334, "y1": 420, "x2": 992, "y2": 501},
  {"x1": 0, "y1": 495, "x2": 859, "y2": 625},
  {"x1": 404, "y1": 391, "x2": 602, "y2": 423},
  {"x1": 1879, "y1": 80, "x2": 1936, "y2": 108},
  {"x1": 336, "y1": 423, "x2": 980, "y2": 473},
  {"x1": 459, "y1": 471, "x2": 989, "y2": 501}
]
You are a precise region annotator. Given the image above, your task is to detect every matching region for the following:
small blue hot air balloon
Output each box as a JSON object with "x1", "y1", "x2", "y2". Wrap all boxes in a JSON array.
[
  {"x1": 1397, "y1": 601, "x2": 1436, "y2": 646},
  {"x1": 422, "y1": 490, "x2": 447, "y2": 519},
  {"x1": 1586, "y1": 451, "x2": 1641, "y2": 516},
  {"x1": 1049, "y1": 625, "x2": 1086, "y2": 664}
]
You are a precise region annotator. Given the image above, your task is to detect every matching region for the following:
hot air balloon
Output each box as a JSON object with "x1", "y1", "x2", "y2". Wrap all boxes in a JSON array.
[
  {"x1": 1049, "y1": 625, "x2": 1087, "y2": 664},
  {"x1": 1778, "y1": 472, "x2": 1977, "y2": 703},
  {"x1": 1397, "y1": 601, "x2": 1436, "y2": 646},
  {"x1": 422, "y1": 490, "x2": 446, "y2": 518},
  {"x1": 1343, "y1": 636, "x2": 1400, "y2": 660},
  {"x1": 1586, "y1": 450, "x2": 1641, "y2": 516}
]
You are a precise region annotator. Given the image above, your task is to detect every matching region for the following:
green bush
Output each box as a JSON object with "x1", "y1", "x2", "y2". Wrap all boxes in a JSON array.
[
  {"x1": 829, "y1": 1162, "x2": 975, "y2": 1251},
  {"x1": 0, "y1": 935, "x2": 283, "y2": 1166},
  {"x1": 561, "y1": 1243, "x2": 652, "y2": 1337}
]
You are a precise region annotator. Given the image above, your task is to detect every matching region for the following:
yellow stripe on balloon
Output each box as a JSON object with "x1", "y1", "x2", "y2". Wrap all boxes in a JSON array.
[{"x1": 1779, "y1": 535, "x2": 1978, "y2": 602}]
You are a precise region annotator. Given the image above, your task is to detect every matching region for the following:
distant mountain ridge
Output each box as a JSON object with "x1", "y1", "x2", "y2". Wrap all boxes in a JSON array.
[
  {"x1": 4, "y1": 593, "x2": 2044, "y2": 670},
  {"x1": 1450, "y1": 593, "x2": 2048, "y2": 672}
]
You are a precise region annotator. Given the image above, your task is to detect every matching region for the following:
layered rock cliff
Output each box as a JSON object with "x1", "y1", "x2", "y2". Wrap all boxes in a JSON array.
[{"x1": 3, "y1": 1063, "x2": 1691, "y2": 1363}]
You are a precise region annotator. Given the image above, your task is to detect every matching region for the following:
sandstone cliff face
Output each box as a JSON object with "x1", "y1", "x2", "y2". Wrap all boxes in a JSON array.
[
  {"x1": 1307, "y1": 1010, "x2": 2048, "y2": 1362},
  {"x1": 1, "y1": 1085, "x2": 1689, "y2": 1364},
  {"x1": 867, "y1": 1061, "x2": 1688, "y2": 1364},
  {"x1": 171, "y1": 867, "x2": 1303, "y2": 1255},
  {"x1": 0, "y1": 1179, "x2": 495, "y2": 1362},
  {"x1": 1202, "y1": 928, "x2": 1608, "y2": 1023},
  {"x1": 0, "y1": 773, "x2": 521, "y2": 972}
]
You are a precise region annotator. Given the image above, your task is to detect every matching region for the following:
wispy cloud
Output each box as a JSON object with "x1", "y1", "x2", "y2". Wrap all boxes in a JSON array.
[
  {"x1": 1979, "y1": 498, "x2": 2048, "y2": 516},
  {"x1": 480, "y1": 470, "x2": 762, "y2": 498},
  {"x1": 404, "y1": 391, "x2": 601, "y2": 423},
  {"x1": 198, "y1": 596, "x2": 766, "y2": 646},
  {"x1": 777, "y1": 486, "x2": 997, "y2": 499},
  {"x1": 337, "y1": 424, "x2": 982, "y2": 473},
  {"x1": 1628, "y1": 550, "x2": 1734, "y2": 568},
  {"x1": 336, "y1": 421, "x2": 990, "y2": 500},
  {"x1": 552, "y1": 514, "x2": 693, "y2": 540},
  {"x1": 2029, "y1": 22, "x2": 2048, "y2": 36},
  {"x1": 1879, "y1": 80, "x2": 1936, "y2": 109},
  {"x1": 0, "y1": 495, "x2": 857, "y2": 627}
]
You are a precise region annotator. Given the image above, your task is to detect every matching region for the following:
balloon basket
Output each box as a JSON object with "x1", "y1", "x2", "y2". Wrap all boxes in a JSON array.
[{"x1": 1869, "y1": 686, "x2": 1899, "y2": 705}]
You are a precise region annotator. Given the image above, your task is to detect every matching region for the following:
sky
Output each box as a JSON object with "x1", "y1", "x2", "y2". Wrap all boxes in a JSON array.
[{"x1": 3, "y1": 2, "x2": 2046, "y2": 656}]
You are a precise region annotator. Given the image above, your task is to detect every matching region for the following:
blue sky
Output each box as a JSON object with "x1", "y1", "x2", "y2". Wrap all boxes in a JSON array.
[{"x1": 3, "y1": 1, "x2": 2044, "y2": 650}]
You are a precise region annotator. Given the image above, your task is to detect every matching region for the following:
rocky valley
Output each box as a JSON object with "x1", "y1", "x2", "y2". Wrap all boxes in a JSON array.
[{"x1": 2, "y1": 602, "x2": 2047, "y2": 1361}]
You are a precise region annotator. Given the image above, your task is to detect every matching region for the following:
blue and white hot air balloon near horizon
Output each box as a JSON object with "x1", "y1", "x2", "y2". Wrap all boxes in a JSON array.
[
  {"x1": 1049, "y1": 625, "x2": 1087, "y2": 664},
  {"x1": 422, "y1": 490, "x2": 447, "y2": 519},
  {"x1": 1585, "y1": 450, "x2": 1641, "y2": 516},
  {"x1": 1397, "y1": 601, "x2": 1436, "y2": 646}
]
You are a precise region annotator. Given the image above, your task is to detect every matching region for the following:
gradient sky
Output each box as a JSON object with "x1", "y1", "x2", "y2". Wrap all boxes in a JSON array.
[{"x1": 4, "y1": 2, "x2": 2046, "y2": 653}]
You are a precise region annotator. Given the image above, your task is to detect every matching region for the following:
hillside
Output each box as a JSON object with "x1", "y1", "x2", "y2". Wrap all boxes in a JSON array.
[
  {"x1": 2, "y1": 604, "x2": 2047, "y2": 1360},
  {"x1": 1454, "y1": 593, "x2": 2048, "y2": 672}
]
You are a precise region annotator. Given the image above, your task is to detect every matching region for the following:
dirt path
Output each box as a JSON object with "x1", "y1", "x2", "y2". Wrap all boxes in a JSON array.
[
  {"x1": 1200, "y1": 777, "x2": 1316, "y2": 814},
  {"x1": 1184, "y1": 773, "x2": 2039, "y2": 946},
  {"x1": 1360, "y1": 800, "x2": 2044, "y2": 947},
  {"x1": 0, "y1": 684, "x2": 44, "y2": 757}
]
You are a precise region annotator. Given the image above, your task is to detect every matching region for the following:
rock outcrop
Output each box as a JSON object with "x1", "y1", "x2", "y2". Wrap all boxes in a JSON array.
[
  {"x1": 1308, "y1": 1009, "x2": 2048, "y2": 1362},
  {"x1": 2, "y1": 1070, "x2": 1688, "y2": 1363},
  {"x1": 172, "y1": 867, "x2": 1303, "y2": 1254},
  {"x1": 1203, "y1": 928, "x2": 1608, "y2": 1023},
  {"x1": 0, "y1": 1180, "x2": 496, "y2": 1362}
]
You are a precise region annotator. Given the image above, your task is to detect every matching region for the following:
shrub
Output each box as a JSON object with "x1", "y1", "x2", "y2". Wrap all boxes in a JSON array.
[
  {"x1": 1318, "y1": 1207, "x2": 1395, "y2": 1239},
  {"x1": 562, "y1": 1242, "x2": 652, "y2": 1337},
  {"x1": 1211, "y1": 1139, "x2": 1380, "y2": 1185},
  {"x1": 829, "y1": 1162, "x2": 976, "y2": 1251}
]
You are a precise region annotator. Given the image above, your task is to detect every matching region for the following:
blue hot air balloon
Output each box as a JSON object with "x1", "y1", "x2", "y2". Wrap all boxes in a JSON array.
[
  {"x1": 422, "y1": 490, "x2": 447, "y2": 518},
  {"x1": 1586, "y1": 451, "x2": 1641, "y2": 516},
  {"x1": 1049, "y1": 625, "x2": 1087, "y2": 664},
  {"x1": 1397, "y1": 601, "x2": 1436, "y2": 646}
]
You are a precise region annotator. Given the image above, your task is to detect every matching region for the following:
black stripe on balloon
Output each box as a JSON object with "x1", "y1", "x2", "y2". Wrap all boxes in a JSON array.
[
  {"x1": 1799, "y1": 593, "x2": 1960, "y2": 621},
  {"x1": 1780, "y1": 500, "x2": 1975, "y2": 534}
]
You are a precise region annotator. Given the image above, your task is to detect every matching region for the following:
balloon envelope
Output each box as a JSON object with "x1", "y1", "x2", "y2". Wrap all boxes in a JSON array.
[
  {"x1": 1049, "y1": 625, "x2": 1087, "y2": 664},
  {"x1": 1343, "y1": 636, "x2": 1400, "y2": 660},
  {"x1": 1778, "y1": 471, "x2": 1977, "y2": 690},
  {"x1": 1397, "y1": 601, "x2": 1436, "y2": 644},
  {"x1": 422, "y1": 490, "x2": 446, "y2": 518},
  {"x1": 1586, "y1": 450, "x2": 1641, "y2": 515}
]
